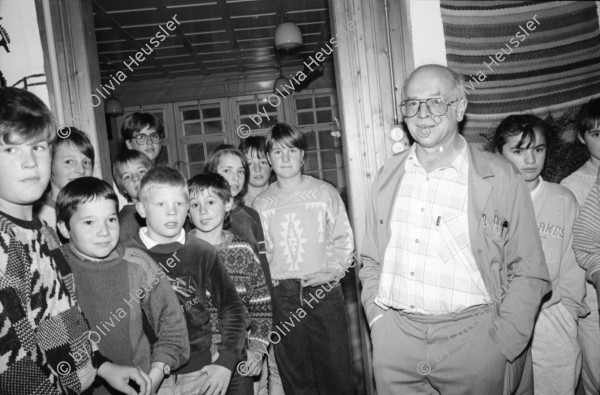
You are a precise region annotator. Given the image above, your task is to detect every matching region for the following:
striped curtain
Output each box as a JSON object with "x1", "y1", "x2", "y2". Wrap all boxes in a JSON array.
[{"x1": 440, "y1": 1, "x2": 600, "y2": 143}]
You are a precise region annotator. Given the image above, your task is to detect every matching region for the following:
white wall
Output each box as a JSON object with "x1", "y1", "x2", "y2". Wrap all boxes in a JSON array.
[
  {"x1": 0, "y1": 0, "x2": 50, "y2": 106},
  {"x1": 408, "y1": 0, "x2": 446, "y2": 68}
]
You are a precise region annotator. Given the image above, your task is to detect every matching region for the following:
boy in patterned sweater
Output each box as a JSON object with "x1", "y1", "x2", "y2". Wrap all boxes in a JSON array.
[
  {"x1": 188, "y1": 172, "x2": 272, "y2": 395},
  {"x1": 252, "y1": 123, "x2": 356, "y2": 395},
  {"x1": 0, "y1": 87, "x2": 151, "y2": 394}
]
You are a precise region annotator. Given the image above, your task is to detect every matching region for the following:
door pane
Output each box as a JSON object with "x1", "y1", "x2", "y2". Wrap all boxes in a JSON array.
[
  {"x1": 186, "y1": 143, "x2": 205, "y2": 163},
  {"x1": 184, "y1": 122, "x2": 203, "y2": 136},
  {"x1": 202, "y1": 107, "x2": 221, "y2": 119},
  {"x1": 205, "y1": 120, "x2": 223, "y2": 134}
]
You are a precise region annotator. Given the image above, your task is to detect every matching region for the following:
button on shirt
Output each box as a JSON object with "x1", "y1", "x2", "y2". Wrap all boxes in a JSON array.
[{"x1": 375, "y1": 139, "x2": 489, "y2": 315}]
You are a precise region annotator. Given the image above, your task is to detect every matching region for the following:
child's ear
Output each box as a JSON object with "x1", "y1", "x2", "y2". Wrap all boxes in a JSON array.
[
  {"x1": 135, "y1": 201, "x2": 147, "y2": 218},
  {"x1": 56, "y1": 221, "x2": 71, "y2": 240},
  {"x1": 125, "y1": 139, "x2": 134, "y2": 150},
  {"x1": 578, "y1": 134, "x2": 586, "y2": 145},
  {"x1": 225, "y1": 197, "x2": 234, "y2": 212}
]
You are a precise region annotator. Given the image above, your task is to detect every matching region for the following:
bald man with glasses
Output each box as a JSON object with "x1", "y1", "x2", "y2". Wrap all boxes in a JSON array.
[{"x1": 359, "y1": 64, "x2": 550, "y2": 394}]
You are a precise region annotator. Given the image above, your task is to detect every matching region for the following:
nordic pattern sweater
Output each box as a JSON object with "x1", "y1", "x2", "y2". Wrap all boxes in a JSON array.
[{"x1": 201, "y1": 231, "x2": 272, "y2": 354}]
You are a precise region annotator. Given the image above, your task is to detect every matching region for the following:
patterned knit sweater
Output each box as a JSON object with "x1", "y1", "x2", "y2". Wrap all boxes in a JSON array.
[
  {"x1": 0, "y1": 211, "x2": 106, "y2": 394},
  {"x1": 228, "y1": 205, "x2": 273, "y2": 296},
  {"x1": 252, "y1": 175, "x2": 355, "y2": 280},
  {"x1": 199, "y1": 231, "x2": 272, "y2": 354},
  {"x1": 573, "y1": 170, "x2": 600, "y2": 282}
]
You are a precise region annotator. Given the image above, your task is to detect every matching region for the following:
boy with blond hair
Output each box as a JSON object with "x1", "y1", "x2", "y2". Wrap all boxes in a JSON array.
[{"x1": 122, "y1": 166, "x2": 246, "y2": 395}]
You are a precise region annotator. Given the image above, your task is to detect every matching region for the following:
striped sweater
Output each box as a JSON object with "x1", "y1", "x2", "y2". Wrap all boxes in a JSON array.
[
  {"x1": 0, "y1": 211, "x2": 105, "y2": 394},
  {"x1": 573, "y1": 170, "x2": 600, "y2": 281}
]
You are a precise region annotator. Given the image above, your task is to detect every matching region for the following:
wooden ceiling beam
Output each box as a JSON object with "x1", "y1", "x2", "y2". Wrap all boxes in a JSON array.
[
  {"x1": 155, "y1": 0, "x2": 210, "y2": 76},
  {"x1": 216, "y1": 0, "x2": 247, "y2": 73},
  {"x1": 92, "y1": 1, "x2": 172, "y2": 79}
]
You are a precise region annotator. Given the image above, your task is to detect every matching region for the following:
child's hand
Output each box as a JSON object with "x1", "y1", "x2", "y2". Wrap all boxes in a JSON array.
[
  {"x1": 199, "y1": 364, "x2": 232, "y2": 395},
  {"x1": 238, "y1": 351, "x2": 263, "y2": 377},
  {"x1": 301, "y1": 270, "x2": 338, "y2": 287},
  {"x1": 148, "y1": 366, "x2": 164, "y2": 394},
  {"x1": 98, "y1": 362, "x2": 152, "y2": 395}
]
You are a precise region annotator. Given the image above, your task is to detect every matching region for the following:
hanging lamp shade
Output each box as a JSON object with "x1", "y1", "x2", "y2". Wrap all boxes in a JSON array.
[
  {"x1": 273, "y1": 76, "x2": 291, "y2": 94},
  {"x1": 105, "y1": 97, "x2": 124, "y2": 116},
  {"x1": 275, "y1": 22, "x2": 303, "y2": 50}
]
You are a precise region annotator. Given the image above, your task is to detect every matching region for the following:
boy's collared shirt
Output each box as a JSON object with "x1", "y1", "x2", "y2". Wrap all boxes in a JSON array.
[{"x1": 139, "y1": 227, "x2": 185, "y2": 249}]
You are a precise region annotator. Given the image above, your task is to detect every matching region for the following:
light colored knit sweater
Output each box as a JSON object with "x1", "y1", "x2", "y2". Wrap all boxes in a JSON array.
[
  {"x1": 530, "y1": 179, "x2": 588, "y2": 319},
  {"x1": 252, "y1": 175, "x2": 354, "y2": 280}
]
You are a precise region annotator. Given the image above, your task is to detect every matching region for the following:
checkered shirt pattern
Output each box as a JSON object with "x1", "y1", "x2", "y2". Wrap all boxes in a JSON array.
[{"x1": 375, "y1": 140, "x2": 489, "y2": 315}]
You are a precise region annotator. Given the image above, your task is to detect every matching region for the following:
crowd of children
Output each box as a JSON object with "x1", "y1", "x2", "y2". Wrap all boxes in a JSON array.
[{"x1": 2, "y1": 83, "x2": 600, "y2": 395}]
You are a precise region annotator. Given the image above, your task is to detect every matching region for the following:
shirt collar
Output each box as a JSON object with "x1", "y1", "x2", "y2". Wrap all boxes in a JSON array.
[
  {"x1": 530, "y1": 177, "x2": 544, "y2": 202},
  {"x1": 406, "y1": 135, "x2": 469, "y2": 173},
  {"x1": 139, "y1": 227, "x2": 185, "y2": 249}
]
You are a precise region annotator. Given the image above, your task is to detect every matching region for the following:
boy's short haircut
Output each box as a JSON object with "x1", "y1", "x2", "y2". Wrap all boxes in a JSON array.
[
  {"x1": 203, "y1": 144, "x2": 250, "y2": 202},
  {"x1": 121, "y1": 112, "x2": 165, "y2": 140},
  {"x1": 578, "y1": 97, "x2": 600, "y2": 138},
  {"x1": 188, "y1": 173, "x2": 233, "y2": 227},
  {"x1": 238, "y1": 135, "x2": 267, "y2": 159},
  {"x1": 266, "y1": 123, "x2": 306, "y2": 153},
  {"x1": 113, "y1": 150, "x2": 155, "y2": 195},
  {"x1": 56, "y1": 177, "x2": 118, "y2": 230},
  {"x1": 0, "y1": 87, "x2": 56, "y2": 145},
  {"x1": 52, "y1": 127, "x2": 95, "y2": 167},
  {"x1": 139, "y1": 166, "x2": 188, "y2": 203}
]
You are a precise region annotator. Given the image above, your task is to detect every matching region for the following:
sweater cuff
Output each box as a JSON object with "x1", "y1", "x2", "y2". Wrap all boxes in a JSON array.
[
  {"x1": 214, "y1": 350, "x2": 238, "y2": 372},
  {"x1": 93, "y1": 351, "x2": 112, "y2": 369}
]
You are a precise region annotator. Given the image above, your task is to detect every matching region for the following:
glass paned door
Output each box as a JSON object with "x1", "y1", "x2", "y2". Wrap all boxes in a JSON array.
[
  {"x1": 292, "y1": 90, "x2": 346, "y2": 197},
  {"x1": 174, "y1": 99, "x2": 228, "y2": 178}
]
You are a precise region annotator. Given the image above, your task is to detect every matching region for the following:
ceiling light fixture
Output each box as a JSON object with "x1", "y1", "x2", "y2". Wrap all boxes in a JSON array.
[
  {"x1": 105, "y1": 97, "x2": 124, "y2": 116},
  {"x1": 103, "y1": 60, "x2": 124, "y2": 116},
  {"x1": 273, "y1": 54, "x2": 291, "y2": 95},
  {"x1": 274, "y1": 0, "x2": 302, "y2": 50}
]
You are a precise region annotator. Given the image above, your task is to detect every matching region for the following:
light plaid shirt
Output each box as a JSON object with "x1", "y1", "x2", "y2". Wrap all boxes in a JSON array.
[{"x1": 375, "y1": 139, "x2": 489, "y2": 315}]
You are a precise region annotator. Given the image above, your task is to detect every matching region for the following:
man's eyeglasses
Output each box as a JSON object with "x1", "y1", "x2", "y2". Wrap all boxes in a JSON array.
[
  {"x1": 132, "y1": 133, "x2": 163, "y2": 144},
  {"x1": 400, "y1": 98, "x2": 462, "y2": 118}
]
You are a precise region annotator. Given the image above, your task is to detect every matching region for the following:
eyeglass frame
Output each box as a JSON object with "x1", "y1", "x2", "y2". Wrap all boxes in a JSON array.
[
  {"x1": 399, "y1": 97, "x2": 463, "y2": 118},
  {"x1": 131, "y1": 132, "x2": 163, "y2": 145}
]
